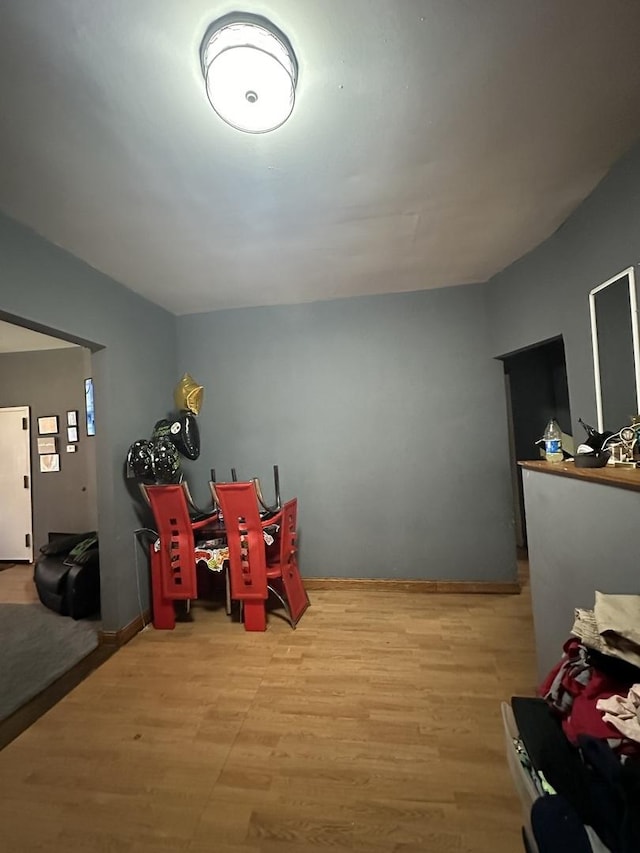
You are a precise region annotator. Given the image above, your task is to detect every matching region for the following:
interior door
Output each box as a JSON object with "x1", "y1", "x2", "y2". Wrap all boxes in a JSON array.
[{"x1": 0, "y1": 406, "x2": 33, "y2": 561}]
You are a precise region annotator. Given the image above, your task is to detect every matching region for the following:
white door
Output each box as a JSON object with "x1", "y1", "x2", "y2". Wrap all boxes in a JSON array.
[{"x1": 0, "y1": 406, "x2": 33, "y2": 561}]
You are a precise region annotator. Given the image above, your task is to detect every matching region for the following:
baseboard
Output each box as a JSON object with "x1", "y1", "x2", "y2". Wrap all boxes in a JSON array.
[
  {"x1": 98, "y1": 609, "x2": 151, "y2": 646},
  {"x1": 304, "y1": 578, "x2": 521, "y2": 594}
]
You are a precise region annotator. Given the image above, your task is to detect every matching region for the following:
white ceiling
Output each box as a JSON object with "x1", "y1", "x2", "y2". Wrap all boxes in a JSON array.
[
  {"x1": 0, "y1": 1, "x2": 640, "y2": 316},
  {"x1": 0, "y1": 321, "x2": 79, "y2": 353}
]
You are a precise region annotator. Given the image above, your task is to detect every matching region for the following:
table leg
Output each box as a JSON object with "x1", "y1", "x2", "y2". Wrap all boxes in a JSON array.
[{"x1": 225, "y1": 563, "x2": 232, "y2": 616}]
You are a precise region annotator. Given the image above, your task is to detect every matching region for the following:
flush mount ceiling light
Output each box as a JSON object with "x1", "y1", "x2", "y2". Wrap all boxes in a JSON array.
[{"x1": 200, "y1": 13, "x2": 298, "y2": 134}]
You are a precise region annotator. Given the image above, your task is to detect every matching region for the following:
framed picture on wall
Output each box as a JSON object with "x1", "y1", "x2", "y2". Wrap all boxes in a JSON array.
[
  {"x1": 67, "y1": 410, "x2": 78, "y2": 427},
  {"x1": 37, "y1": 415, "x2": 59, "y2": 435},
  {"x1": 37, "y1": 436, "x2": 56, "y2": 455},
  {"x1": 85, "y1": 378, "x2": 95, "y2": 436},
  {"x1": 67, "y1": 426, "x2": 78, "y2": 443},
  {"x1": 40, "y1": 453, "x2": 60, "y2": 473}
]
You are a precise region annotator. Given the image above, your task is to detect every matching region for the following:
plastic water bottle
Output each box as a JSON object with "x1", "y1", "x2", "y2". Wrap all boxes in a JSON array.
[{"x1": 543, "y1": 419, "x2": 563, "y2": 463}]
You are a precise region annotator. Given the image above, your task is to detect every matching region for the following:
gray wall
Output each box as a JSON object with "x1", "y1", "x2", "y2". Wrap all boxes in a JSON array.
[
  {"x1": 0, "y1": 212, "x2": 177, "y2": 631},
  {"x1": 486, "y1": 141, "x2": 640, "y2": 437},
  {"x1": 523, "y1": 468, "x2": 640, "y2": 678},
  {"x1": 177, "y1": 285, "x2": 517, "y2": 582},
  {"x1": 0, "y1": 347, "x2": 97, "y2": 551}
]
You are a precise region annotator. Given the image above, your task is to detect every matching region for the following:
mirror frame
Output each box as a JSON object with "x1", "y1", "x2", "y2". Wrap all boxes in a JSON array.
[{"x1": 589, "y1": 266, "x2": 640, "y2": 431}]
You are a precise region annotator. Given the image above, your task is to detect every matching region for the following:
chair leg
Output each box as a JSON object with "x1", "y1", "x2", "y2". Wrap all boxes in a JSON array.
[
  {"x1": 243, "y1": 601, "x2": 266, "y2": 631},
  {"x1": 150, "y1": 548, "x2": 176, "y2": 630},
  {"x1": 267, "y1": 584, "x2": 295, "y2": 629}
]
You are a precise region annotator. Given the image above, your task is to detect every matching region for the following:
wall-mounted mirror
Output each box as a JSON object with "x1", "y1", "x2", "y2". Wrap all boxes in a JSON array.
[{"x1": 589, "y1": 266, "x2": 640, "y2": 431}]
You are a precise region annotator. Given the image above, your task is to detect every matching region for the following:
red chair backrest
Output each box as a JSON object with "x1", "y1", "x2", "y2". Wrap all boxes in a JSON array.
[
  {"x1": 143, "y1": 483, "x2": 198, "y2": 599},
  {"x1": 278, "y1": 497, "x2": 309, "y2": 623},
  {"x1": 214, "y1": 482, "x2": 268, "y2": 602},
  {"x1": 279, "y1": 498, "x2": 297, "y2": 569}
]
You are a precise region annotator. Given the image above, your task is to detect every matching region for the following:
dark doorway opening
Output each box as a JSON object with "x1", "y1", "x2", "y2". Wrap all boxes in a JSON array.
[{"x1": 499, "y1": 336, "x2": 572, "y2": 548}]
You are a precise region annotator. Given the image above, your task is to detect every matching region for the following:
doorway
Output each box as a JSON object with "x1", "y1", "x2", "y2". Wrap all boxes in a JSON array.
[
  {"x1": 0, "y1": 320, "x2": 102, "y2": 735},
  {"x1": 0, "y1": 322, "x2": 98, "y2": 557},
  {"x1": 500, "y1": 337, "x2": 572, "y2": 548}
]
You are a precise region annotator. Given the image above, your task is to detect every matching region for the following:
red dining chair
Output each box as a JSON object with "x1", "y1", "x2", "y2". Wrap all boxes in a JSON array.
[
  {"x1": 211, "y1": 481, "x2": 309, "y2": 631},
  {"x1": 141, "y1": 482, "x2": 219, "y2": 629},
  {"x1": 212, "y1": 464, "x2": 282, "y2": 517},
  {"x1": 266, "y1": 496, "x2": 309, "y2": 627},
  {"x1": 252, "y1": 465, "x2": 282, "y2": 515}
]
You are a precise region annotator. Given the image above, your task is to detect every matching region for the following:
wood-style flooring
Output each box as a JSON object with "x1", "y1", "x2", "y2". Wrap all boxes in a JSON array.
[
  {"x1": 0, "y1": 570, "x2": 537, "y2": 852},
  {"x1": 0, "y1": 562, "x2": 39, "y2": 604}
]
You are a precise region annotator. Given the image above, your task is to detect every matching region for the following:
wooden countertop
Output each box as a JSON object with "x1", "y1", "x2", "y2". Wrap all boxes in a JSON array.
[{"x1": 519, "y1": 459, "x2": 640, "y2": 493}]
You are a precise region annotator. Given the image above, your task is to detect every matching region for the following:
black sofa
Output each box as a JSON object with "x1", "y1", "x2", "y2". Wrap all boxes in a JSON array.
[{"x1": 33, "y1": 532, "x2": 101, "y2": 620}]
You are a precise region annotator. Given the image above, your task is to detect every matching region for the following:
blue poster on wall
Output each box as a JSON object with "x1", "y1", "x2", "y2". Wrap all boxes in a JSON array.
[{"x1": 85, "y1": 378, "x2": 96, "y2": 436}]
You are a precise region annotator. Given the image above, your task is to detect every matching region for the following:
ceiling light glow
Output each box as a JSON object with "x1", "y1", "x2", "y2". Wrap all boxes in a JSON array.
[{"x1": 201, "y1": 15, "x2": 298, "y2": 134}]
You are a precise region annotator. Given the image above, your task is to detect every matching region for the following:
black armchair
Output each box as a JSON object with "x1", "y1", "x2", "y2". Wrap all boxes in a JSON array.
[{"x1": 33, "y1": 532, "x2": 100, "y2": 620}]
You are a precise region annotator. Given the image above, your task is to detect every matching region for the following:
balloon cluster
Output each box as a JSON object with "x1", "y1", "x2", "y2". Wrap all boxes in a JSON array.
[{"x1": 126, "y1": 373, "x2": 204, "y2": 484}]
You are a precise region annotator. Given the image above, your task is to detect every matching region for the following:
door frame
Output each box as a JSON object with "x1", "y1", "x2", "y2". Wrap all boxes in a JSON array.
[
  {"x1": 498, "y1": 335, "x2": 572, "y2": 551},
  {"x1": 0, "y1": 405, "x2": 33, "y2": 561}
]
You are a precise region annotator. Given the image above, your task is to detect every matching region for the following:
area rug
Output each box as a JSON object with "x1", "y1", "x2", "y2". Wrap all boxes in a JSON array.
[{"x1": 0, "y1": 603, "x2": 99, "y2": 721}]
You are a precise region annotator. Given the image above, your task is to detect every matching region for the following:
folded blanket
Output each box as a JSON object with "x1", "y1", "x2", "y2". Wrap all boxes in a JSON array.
[
  {"x1": 572, "y1": 597, "x2": 640, "y2": 669},
  {"x1": 594, "y1": 591, "x2": 640, "y2": 648}
]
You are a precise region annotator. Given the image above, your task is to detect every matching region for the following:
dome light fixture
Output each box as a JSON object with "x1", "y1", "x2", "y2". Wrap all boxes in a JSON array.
[{"x1": 200, "y1": 13, "x2": 298, "y2": 134}]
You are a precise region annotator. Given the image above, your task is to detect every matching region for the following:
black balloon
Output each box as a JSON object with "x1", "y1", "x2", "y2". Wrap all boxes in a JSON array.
[
  {"x1": 126, "y1": 406, "x2": 199, "y2": 485},
  {"x1": 152, "y1": 419, "x2": 172, "y2": 441},
  {"x1": 150, "y1": 413, "x2": 200, "y2": 460},
  {"x1": 150, "y1": 437, "x2": 181, "y2": 483},
  {"x1": 168, "y1": 411, "x2": 200, "y2": 460},
  {"x1": 126, "y1": 439, "x2": 153, "y2": 480}
]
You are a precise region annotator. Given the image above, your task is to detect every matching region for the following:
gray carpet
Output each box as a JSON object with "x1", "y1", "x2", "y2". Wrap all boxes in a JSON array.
[{"x1": 0, "y1": 604, "x2": 99, "y2": 721}]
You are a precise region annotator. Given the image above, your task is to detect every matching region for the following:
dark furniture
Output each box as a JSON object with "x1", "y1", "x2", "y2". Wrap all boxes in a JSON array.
[{"x1": 34, "y1": 532, "x2": 101, "y2": 620}]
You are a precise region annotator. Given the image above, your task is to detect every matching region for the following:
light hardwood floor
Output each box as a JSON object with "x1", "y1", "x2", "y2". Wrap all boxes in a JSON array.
[
  {"x1": 0, "y1": 578, "x2": 537, "y2": 852},
  {"x1": 0, "y1": 563, "x2": 39, "y2": 604}
]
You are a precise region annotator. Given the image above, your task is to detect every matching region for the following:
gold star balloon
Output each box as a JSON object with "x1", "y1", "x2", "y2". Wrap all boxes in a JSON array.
[{"x1": 173, "y1": 373, "x2": 204, "y2": 415}]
